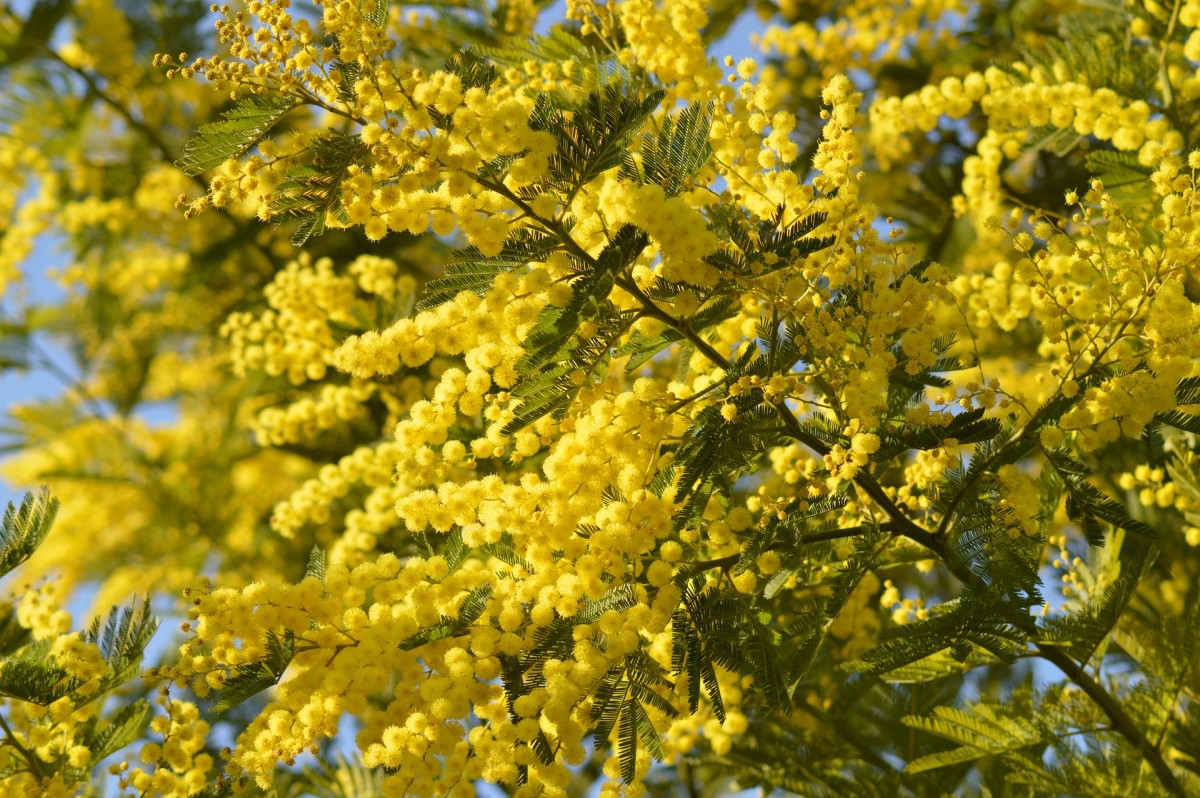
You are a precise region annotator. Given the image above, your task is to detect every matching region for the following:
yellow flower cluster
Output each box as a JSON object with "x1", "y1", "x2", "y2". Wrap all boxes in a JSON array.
[
  {"x1": 0, "y1": 141, "x2": 54, "y2": 301},
  {"x1": 111, "y1": 0, "x2": 1200, "y2": 792},
  {"x1": 221, "y1": 256, "x2": 362, "y2": 384},
  {"x1": 870, "y1": 68, "x2": 1175, "y2": 170},
  {"x1": 118, "y1": 696, "x2": 214, "y2": 797},
  {"x1": 49, "y1": 633, "x2": 107, "y2": 684},
  {"x1": 172, "y1": 556, "x2": 502, "y2": 791},
  {"x1": 174, "y1": 366, "x2": 709, "y2": 793},
  {"x1": 889, "y1": 438, "x2": 963, "y2": 518},
  {"x1": 610, "y1": 0, "x2": 721, "y2": 100},
  {"x1": 597, "y1": 178, "x2": 721, "y2": 288},
  {"x1": 268, "y1": 439, "x2": 407, "y2": 551},
  {"x1": 1, "y1": 692, "x2": 98, "y2": 798},
  {"x1": 16, "y1": 582, "x2": 73, "y2": 640},
  {"x1": 827, "y1": 572, "x2": 881, "y2": 659},
  {"x1": 56, "y1": 0, "x2": 138, "y2": 89},
  {"x1": 0, "y1": 587, "x2": 142, "y2": 797},
  {"x1": 823, "y1": 431, "x2": 881, "y2": 482},
  {"x1": 1046, "y1": 533, "x2": 1112, "y2": 606},
  {"x1": 760, "y1": 0, "x2": 965, "y2": 82},
  {"x1": 710, "y1": 61, "x2": 810, "y2": 221},
  {"x1": 1117, "y1": 463, "x2": 1200, "y2": 544},
  {"x1": 250, "y1": 382, "x2": 376, "y2": 446},
  {"x1": 995, "y1": 465, "x2": 1040, "y2": 538},
  {"x1": 167, "y1": 18, "x2": 559, "y2": 247}
]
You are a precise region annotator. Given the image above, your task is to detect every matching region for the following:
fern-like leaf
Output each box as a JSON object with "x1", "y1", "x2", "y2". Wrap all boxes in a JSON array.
[
  {"x1": 1038, "y1": 541, "x2": 1150, "y2": 663},
  {"x1": 903, "y1": 702, "x2": 1044, "y2": 773},
  {"x1": 0, "y1": 640, "x2": 74, "y2": 704},
  {"x1": 212, "y1": 630, "x2": 295, "y2": 713},
  {"x1": 417, "y1": 230, "x2": 556, "y2": 311},
  {"x1": 177, "y1": 96, "x2": 298, "y2": 176},
  {"x1": 84, "y1": 596, "x2": 158, "y2": 688},
  {"x1": 1047, "y1": 451, "x2": 1156, "y2": 544},
  {"x1": 276, "y1": 752, "x2": 385, "y2": 798},
  {"x1": 1156, "y1": 409, "x2": 1200, "y2": 435},
  {"x1": 305, "y1": 546, "x2": 327, "y2": 583},
  {"x1": 84, "y1": 698, "x2": 151, "y2": 764},
  {"x1": 621, "y1": 100, "x2": 714, "y2": 196},
  {"x1": 267, "y1": 132, "x2": 361, "y2": 245},
  {"x1": 398, "y1": 584, "x2": 493, "y2": 651},
  {"x1": 532, "y1": 82, "x2": 665, "y2": 197},
  {"x1": 592, "y1": 652, "x2": 677, "y2": 783},
  {"x1": 0, "y1": 605, "x2": 30, "y2": 657},
  {"x1": 0, "y1": 486, "x2": 58, "y2": 577}
]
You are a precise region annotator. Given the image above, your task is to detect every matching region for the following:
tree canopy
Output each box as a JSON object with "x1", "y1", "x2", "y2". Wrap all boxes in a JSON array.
[{"x1": 3, "y1": 0, "x2": 1200, "y2": 795}]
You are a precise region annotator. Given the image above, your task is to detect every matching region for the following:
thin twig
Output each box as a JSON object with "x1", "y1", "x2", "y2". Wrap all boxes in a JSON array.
[
  {"x1": 474, "y1": 172, "x2": 949, "y2": 565},
  {"x1": 0, "y1": 711, "x2": 45, "y2": 780},
  {"x1": 684, "y1": 524, "x2": 893, "y2": 576},
  {"x1": 1037, "y1": 644, "x2": 1185, "y2": 798}
]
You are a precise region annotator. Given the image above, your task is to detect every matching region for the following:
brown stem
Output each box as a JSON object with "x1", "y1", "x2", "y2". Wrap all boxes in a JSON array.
[
  {"x1": 46, "y1": 50, "x2": 284, "y2": 265},
  {"x1": 1037, "y1": 644, "x2": 1185, "y2": 798},
  {"x1": 473, "y1": 172, "x2": 947, "y2": 564},
  {"x1": 684, "y1": 524, "x2": 893, "y2": 576},
  {"x1": 0, "y1": 711, "x2": 45, "y2": 780}
]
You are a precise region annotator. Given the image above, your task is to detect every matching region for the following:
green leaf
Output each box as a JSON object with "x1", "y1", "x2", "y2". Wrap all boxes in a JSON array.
[
  {"x1": 1156, "y1": 409, "x2": 1200, "y2": 435},
  {"x1": 761, "y1": 208, "x2": 834, "y2": 262},
  {"x1": 0, "y1": 600, "x2": 153, "y2": 708},
  {"x1": 212, "y1": 630, "x2": 295, "y2": 713},
  {"x1": 1085, "y1": 149, "x2": 1154, "y2": 191},
  {"x1": 1047, "y1": 451, "x2": 1156, "y2": 544},
  {"x1": 1037, "y1": 540, "x2": 1150, "y2": 663},
  {"x1": 872, "y1": 650, "x2": 971, "y2": 684},
  {"x1": 277, "y1": 752, "x2": 386, "y2": 798},
  {"x1": 481, "y1": 533, "x2": 533, "y2": 572},
  {"x1": 1174, "y1": 375, "x2": 1200, "y2": 405},
  {"x1": 897, "y1": 408, "x2": 1003, "y2": 452},
  {"x1": 532, "y1": 82, "x2": 666, "y2": 196},
  {"x1": 267, "y1": 132, "x2": 361, "y2": 245},
  {"x1": 672, "y1": 578, "x2": 737, "y2": 722},
  {"x1": 177, "y1": 96, "x2": 299, "y2": 176},
  {"x1": 481, "y1": 27, "x2": 623, "y2": 104},
  {"x1": 591, "y1": 652, "x2": 677, "y2": 784},
  {"x1": 398, "y1": 584, "x2": 493, "y2": 651},
  {"x1": 671, "y1": 395, "x2": 781, "y2": 515},
  {"x1": 417, "y1": 230, "x2": 557, "y2": 311},
  {"x1": 0, "y1": 640, "x2": 75, "y2": 704},
  {"x1": 0, "y1": 322, "x2": 29, "y2": 370},
  {"x1": 444, "y1": 47, "x2": 498, "y2": 91},
  {"x1": 521, "y1": 584, "x2": 639, "y2": 680},
  {"x1": 621, "y1": 100, "x2": 714, "y2": 196},
  {"x1": 502, "y1": 226, "x2": 647, "y2": 434},
  {"x1": 0, "y1": 487, "x2": 58, "y2": 577},
  {"x1": 85, "y1": 698, "x2": 151, "y2": 763},
  {"x1": 903, "y1": 702, "x2": 1044, "y2": 773},
  {"x1": 0, "y1": 605, "x2": 31, "y2": 657},
  {"x1": 84, "y1": 596, "x2": 158, "y2": 688},
  {"x1": 305, "y1": 546, "x2": 327, "y2": 583},
  {"x1": 861, "y1": 587, "x2": 1034, "y2": 675}
]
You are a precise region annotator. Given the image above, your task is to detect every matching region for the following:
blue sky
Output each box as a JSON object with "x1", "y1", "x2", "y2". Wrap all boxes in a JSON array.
[{"x1": 0, "y1": 230, "x2": 71, "y2": 511}]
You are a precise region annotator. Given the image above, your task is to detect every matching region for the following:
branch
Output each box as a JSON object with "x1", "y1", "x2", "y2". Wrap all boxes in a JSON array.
[
  {"x1": 0, "y1": 711, "x2": 45, "y2": 780},
  {"x1": 936, "y1": 301, "x2": 1144, "y2": 540},
  {"x1": 46, "y1": 49, "x2": 278, "y2": 264},
  {"x1": 683, "y1": 524, "x2": 893, "y2": 576},
  {"x1": 1037, "y1": 644, "x2": 1186, "y2": 798},
  {"x1": 475, "y1": 171, "x2": 951, "y2": 566}
]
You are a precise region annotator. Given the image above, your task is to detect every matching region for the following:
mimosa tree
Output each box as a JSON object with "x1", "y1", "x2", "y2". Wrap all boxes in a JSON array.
[{"x1": 3, "y1": 0, "x2": 1200, "y2": 795}]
